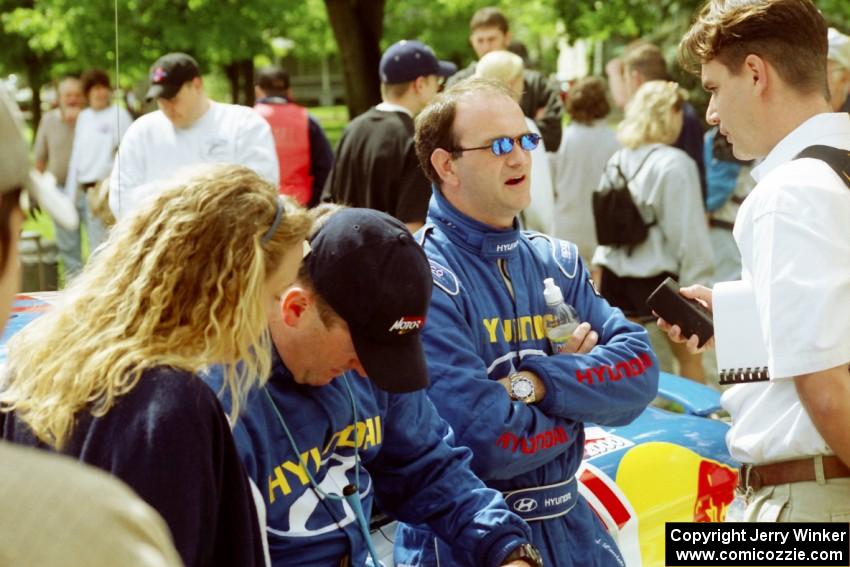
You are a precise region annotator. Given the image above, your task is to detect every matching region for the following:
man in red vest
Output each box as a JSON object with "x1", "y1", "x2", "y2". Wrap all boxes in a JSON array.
[{"x1": 254, "y1": 66, "x2": 334, "y2": 206}]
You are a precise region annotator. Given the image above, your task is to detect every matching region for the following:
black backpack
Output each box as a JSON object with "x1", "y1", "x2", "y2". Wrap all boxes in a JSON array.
[{"x1": 593, "y1": 147, "x2": 658, "y2": 247}]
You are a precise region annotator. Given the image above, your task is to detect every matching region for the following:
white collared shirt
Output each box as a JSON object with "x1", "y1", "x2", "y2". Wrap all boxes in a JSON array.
[
  {"x1": 375, "y1": 102, "x2": 413, "y2": 117},
  {"x1": 722, "y1": 112, "x2": 850, "y2": 464}
]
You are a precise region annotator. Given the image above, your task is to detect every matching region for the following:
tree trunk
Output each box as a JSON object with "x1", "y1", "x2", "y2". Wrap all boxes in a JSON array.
[
  {"x1": 240, "y1": 58, "x2": 255, "y2": 106},
  {"x1": 225, "y1": 61, "x2": 240, "y2": 104},
  {"x1": 324, "y1": 0, "x2": 384, "y2": 118},
  {"x1": 25, "y1": 56, "x2": 44, "y2": 132},
  {"x1": 224, "y1": 59, "x2": 256, "y2": 106}
]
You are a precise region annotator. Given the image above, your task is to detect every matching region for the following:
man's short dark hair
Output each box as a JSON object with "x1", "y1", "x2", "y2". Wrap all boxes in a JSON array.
[
  {"x1": 566, "y1": 76, "x2": 611, "y2": 125},
  {"x1": 414, "y1": 77, "x2": 516, "y2": 186},
  {"x1": 470, "y1": 6, "x2": 509, "y2": 33},
  {"x1": 256, "y1": 66, "x2": 290, "y2": 97},
  {"x1": 80, "y1": 69, "x2": 111, "y2": 96},
  {"x1": 679, "y1": 0, "x2": 828, "y2": 98},
  {"x1": 623, "y1": 43, "x2": 670, "y2": 82}
]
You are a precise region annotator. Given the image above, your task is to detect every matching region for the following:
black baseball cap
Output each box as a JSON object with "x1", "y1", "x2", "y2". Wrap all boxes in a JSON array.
[
  {"x1": 307, "y1": 208, "x2": 432, "y2": 393},
  {"x1": 145, "y1": 52, "x2": 201, "y2": 102},
  {"x1": 379, "y1": 40, "x2": 457, "y2": 85}
]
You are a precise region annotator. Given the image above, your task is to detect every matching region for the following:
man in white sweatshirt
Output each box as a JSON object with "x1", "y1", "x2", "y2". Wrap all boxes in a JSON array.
[{"x1": 109, "y1": 53, "x2": 278, "y2": 221}]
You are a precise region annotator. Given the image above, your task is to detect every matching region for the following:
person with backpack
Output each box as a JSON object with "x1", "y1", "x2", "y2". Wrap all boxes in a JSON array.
[{"x1": 592, "y1": 80, "x2": 713, "y2": 382}]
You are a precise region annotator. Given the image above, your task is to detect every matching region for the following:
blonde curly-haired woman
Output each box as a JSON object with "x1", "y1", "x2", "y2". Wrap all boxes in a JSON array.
[
  {"x1": 1, "y1": 163, "x2": 312, "y2": 566},
  {"x1": 593, "y1": 80, "x2": 714, "y2": 382}
]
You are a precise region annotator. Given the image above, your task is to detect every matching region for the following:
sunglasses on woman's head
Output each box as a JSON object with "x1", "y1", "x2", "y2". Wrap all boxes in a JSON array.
[{"x1": 451, "y1": 132, "x2": 541, "y2": 157}]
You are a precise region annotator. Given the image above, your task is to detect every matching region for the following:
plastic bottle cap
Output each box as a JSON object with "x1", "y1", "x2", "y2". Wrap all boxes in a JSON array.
[{"x1": 543, "y1": 277, "x2": 564, "y2": 305}]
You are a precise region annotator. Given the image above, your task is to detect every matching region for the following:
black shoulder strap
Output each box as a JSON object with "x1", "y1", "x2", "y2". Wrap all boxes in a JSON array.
[
  {"x1": 608, "y1": 146, "x2": 660, "y2": 187},
  {"x1": 794, "y1": 145, "x2": 850, "y2": 189},
  {"x1": 626, "y1": 146, "x2": 660, "y2": 183}
]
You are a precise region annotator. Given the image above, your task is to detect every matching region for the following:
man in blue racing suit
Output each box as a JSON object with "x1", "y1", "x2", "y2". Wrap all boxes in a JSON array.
[
  {"x1": 394, "y1": 78, "x2": 660, "y2": 566},
  {"x1": 206, "y1": 207, "x2": 542, "y2": 567}
]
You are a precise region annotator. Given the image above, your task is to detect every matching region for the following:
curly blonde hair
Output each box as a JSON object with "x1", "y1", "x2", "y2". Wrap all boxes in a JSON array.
[
  {"x1": 0, "y1": 164, "x2": 312, "y2": 448},
  {"x1": 617, "y1": 80, "x2": 686, "y2": 149}
]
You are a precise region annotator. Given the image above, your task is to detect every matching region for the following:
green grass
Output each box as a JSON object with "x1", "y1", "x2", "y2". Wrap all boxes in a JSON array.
[
  {"x1": 23, "y1": 210, "x2": 55, "y2": 241},
  {"x1": 309, "y1": 104, "x2": 349, "y2": 148}
]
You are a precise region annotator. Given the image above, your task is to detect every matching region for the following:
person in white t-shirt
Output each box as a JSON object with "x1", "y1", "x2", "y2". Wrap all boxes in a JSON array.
[
  {"x1": 662, "y1": 0, "x2": 850, "y2": 522},
  {"x1": 109, "y1": 53, "x2": 278, "y2": 221},
  {"x1": 474, "y1": 50, "x2": 555, "y2": 234},
  {"x1": 552, "y1": 76, "x2": 620, "y2": 264},
  {"x1": 64, "y1": 69, "x2": 133, "y2": 272}
]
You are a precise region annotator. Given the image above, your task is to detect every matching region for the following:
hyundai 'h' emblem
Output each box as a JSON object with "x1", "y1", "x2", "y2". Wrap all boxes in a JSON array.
[{"x1": 513, "y1": 497, "x2": 538, "y2": 513}]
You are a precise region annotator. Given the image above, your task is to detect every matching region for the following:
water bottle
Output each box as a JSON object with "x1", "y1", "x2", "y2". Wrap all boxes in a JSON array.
[{"x1": 543, "y1": 278, "x2": 580, "y2": 353}]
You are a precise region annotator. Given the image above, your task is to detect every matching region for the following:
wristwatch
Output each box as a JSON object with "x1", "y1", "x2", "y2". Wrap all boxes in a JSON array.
[
  {"x1": 504, "y1": 543, "x2": 544, "y2": 566},
  {"x1": 509, "y1": 372, "x2": 536, "y2": 404}
]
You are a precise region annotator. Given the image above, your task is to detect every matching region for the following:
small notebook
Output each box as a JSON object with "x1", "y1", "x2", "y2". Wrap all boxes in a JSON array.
[{"x1": 713, "y1": 280, "x2": 770, "y2": 385}]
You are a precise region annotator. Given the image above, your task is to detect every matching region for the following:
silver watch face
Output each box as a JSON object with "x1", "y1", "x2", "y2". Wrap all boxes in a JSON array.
[{"x1": 511, "y1": 376, "x2": 534, "y2": 399}]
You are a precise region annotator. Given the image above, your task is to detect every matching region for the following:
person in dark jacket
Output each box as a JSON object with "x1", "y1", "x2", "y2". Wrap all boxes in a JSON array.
[
  {"x1": 606, "y1": 42, "x2": 707, "y2": 201},
  {"x1": 0, "y1": 163, "x2": 313, "y2": 566},
  {"x1": 323, "y1": 40, "x2": 455, "y2": 233},
  {"x1": 254, "y1": 65, "x2": 334, "y2": 207},
  {"x1": 206, "y1": 206, "x2": 543, "y2": 567},
  {"x1": 446, "y1": 6, "x2": 564, "y2": 151},
  {"x1": 0, "y1": 81, "x2": 182, "y2": 567}
]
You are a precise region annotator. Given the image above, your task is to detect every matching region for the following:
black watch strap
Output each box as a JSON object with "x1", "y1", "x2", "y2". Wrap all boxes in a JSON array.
[{"x1": 504, "y1": 543, "x2": 544, "y2": 567}]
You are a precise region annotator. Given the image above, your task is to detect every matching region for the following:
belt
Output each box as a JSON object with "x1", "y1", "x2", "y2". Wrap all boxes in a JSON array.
[
  {"x1": 502, "y1": 477, "x2": 577, "y2": 521},
  {"x1": 738, "y1": 455, "x2": 850, "y2": 492},
  {"x1": 80, "y1": 181, "x2": 97, "y2": 191}
]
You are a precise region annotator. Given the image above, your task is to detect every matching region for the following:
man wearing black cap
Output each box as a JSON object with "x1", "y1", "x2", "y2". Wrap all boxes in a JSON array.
[
  {"x1": 109, "y1": 52, "x2": 278, "y2": 221},
  {"x1": 204, "y1": 207, "x2": 542, "y2": 567},
  {"x1": 322, "y1": 40, "x2": 456, "y2": 233},
  {"x1": 253, "y1": 65, "x2": 334, "y2": 207}
]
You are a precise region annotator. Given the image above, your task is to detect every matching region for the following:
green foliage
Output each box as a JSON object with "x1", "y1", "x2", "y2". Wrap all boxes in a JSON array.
[
  {"x1": 1, "y1": 0, "x2": 299, "y2": 89},
  {"x1": 3, "y1": 0, "x2": 850, "y2": 111},
  {"x1": 309, "y1": 104, "x2": 347, "y2": 147},
  {"x1": 821, "y1": 0, "x2": 850, "y2": 31},
  {"x1": 275, "y1": 0, "x2": 336, "y2": 60},
  {"x1": 384, "y1": 1, "x2": 561, "y2": 71}
]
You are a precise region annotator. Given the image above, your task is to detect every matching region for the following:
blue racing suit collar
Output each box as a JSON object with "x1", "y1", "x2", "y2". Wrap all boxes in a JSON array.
[
  {"x1": 429, "y1": 188, "x2": 521, "y2": 260},
  {"x1": 269, "y1": 346, "x2": 302, "y2": 388}
]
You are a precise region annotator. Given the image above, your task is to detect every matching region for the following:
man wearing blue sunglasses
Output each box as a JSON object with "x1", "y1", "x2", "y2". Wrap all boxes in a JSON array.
[{"x1": 393, "y1": 77, "x2": 659, "y2": 566}]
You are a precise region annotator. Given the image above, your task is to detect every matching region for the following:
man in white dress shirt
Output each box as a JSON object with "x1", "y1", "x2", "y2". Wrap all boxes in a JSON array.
[
  {"x1": 663, "y1": 0, "x2": 850, "y2": 522},
  {"x1": 109, "y1": 53, "x2": 278, "y2": 221}
]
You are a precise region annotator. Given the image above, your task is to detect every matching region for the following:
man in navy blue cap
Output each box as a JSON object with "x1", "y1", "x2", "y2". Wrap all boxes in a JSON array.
[
  {"x1": 204, "y1": 206, "x2": 542, "y2": 567},
  {"x1": 322, "y1": 40, "x2": 456, "y2": 233}
]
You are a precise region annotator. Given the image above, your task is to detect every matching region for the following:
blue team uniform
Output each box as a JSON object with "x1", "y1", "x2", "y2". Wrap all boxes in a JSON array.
[
  {"x1": 394, "y1": 190, "x2": 659, "y2": 566},
  {"x1": 205, "y1": 351, "x2": 532, "y2": 567}
]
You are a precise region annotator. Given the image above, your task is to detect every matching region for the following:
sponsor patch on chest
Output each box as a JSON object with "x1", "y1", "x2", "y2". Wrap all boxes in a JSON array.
[{"x1": 428, "y1": 259, "x2": 460, "y2": 295}]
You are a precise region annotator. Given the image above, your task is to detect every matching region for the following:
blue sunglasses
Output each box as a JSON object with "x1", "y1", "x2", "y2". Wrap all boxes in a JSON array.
[{"x1": 451, "y1": 132, "x2": 541, "y2": 157}]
